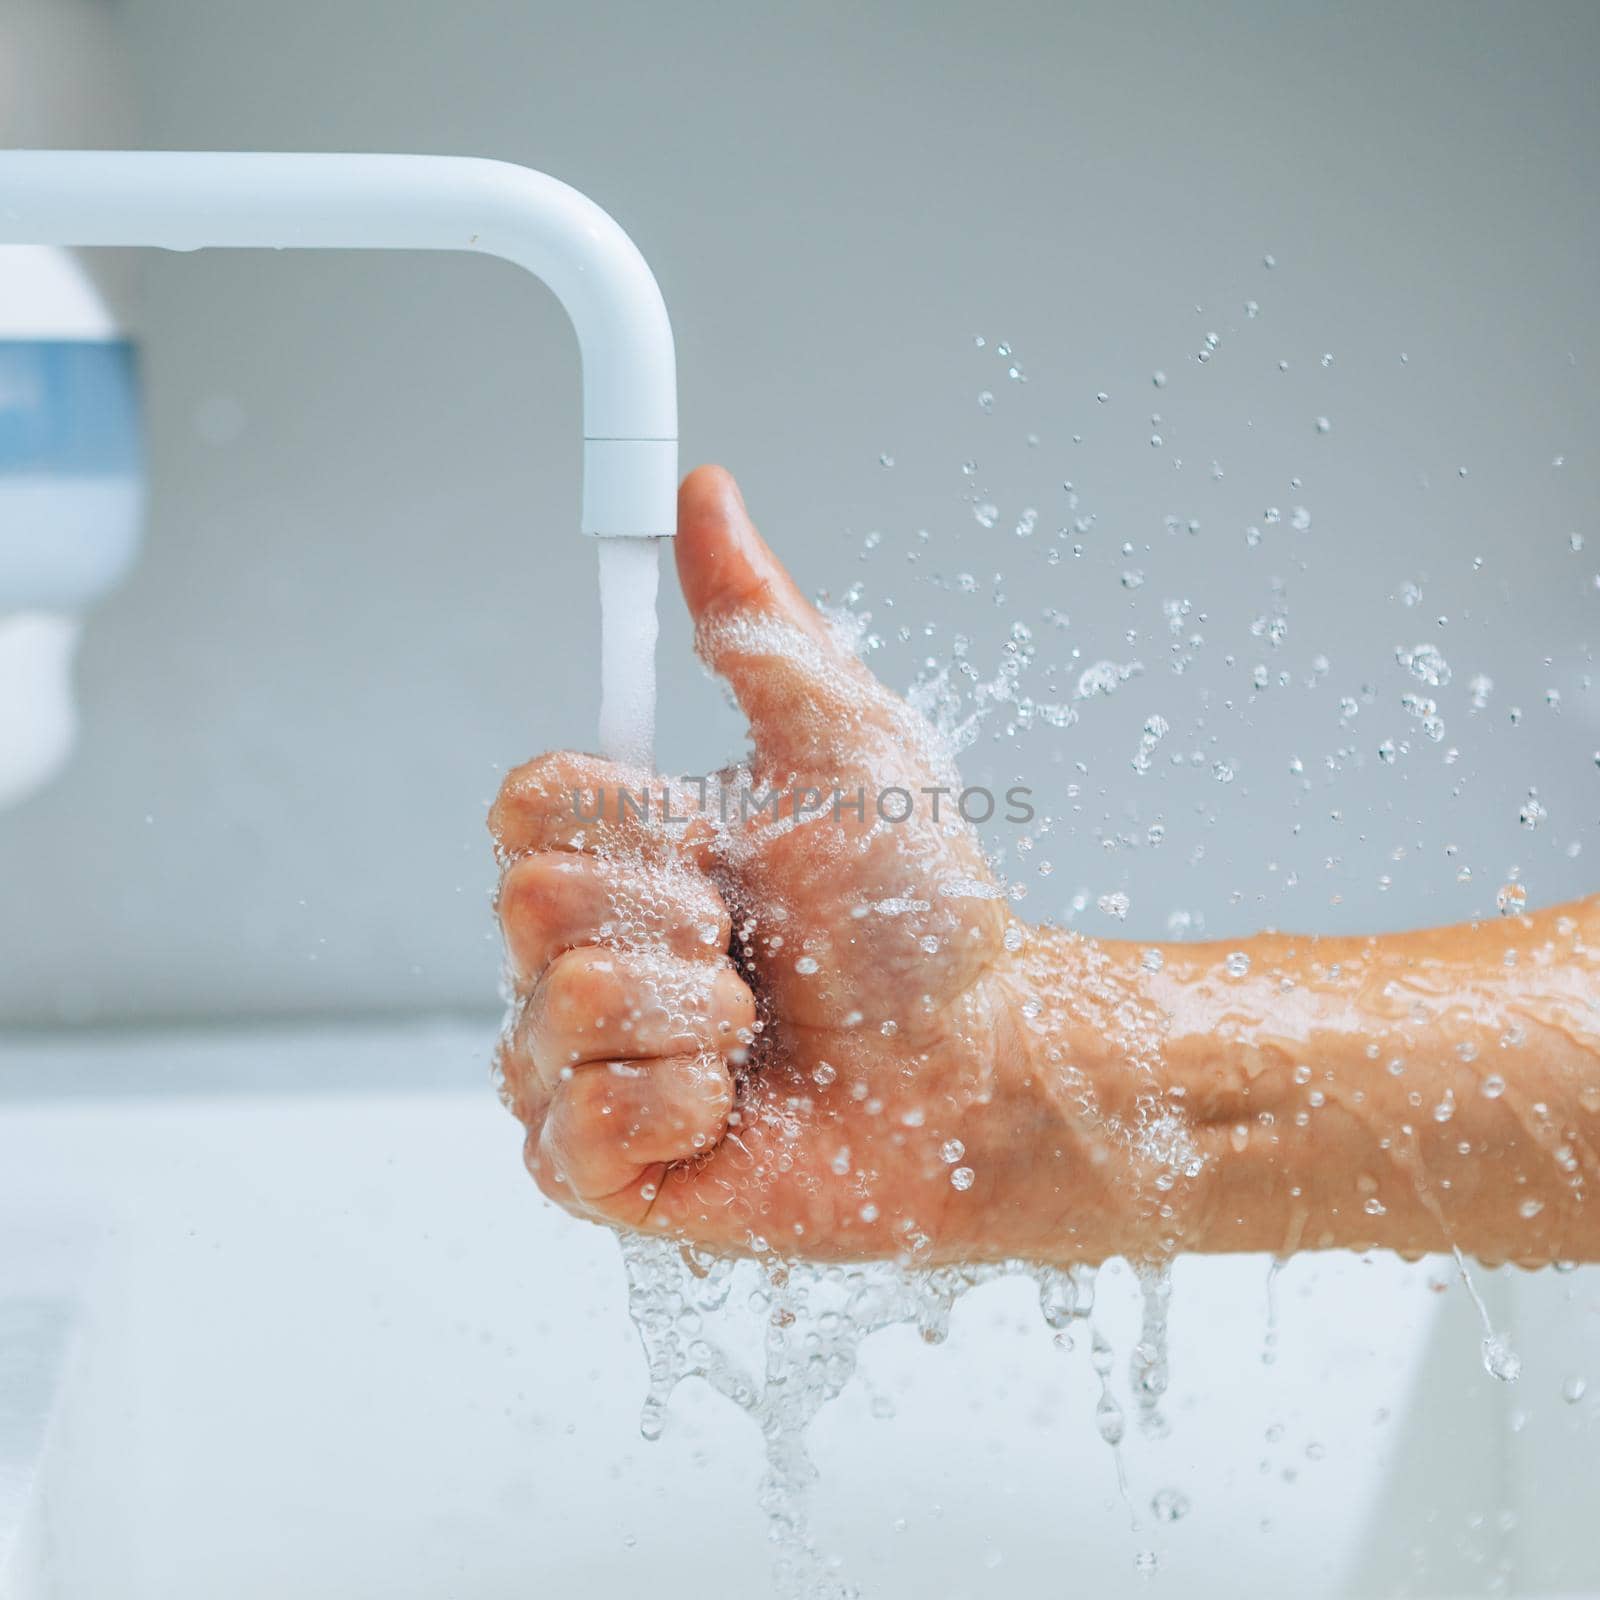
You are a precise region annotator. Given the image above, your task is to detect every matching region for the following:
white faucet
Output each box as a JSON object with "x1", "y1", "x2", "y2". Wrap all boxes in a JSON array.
[
  {"x1": 0, "y1": 150, "x2": 679, "y2": 537},
  {"x1": 0, "y1": 151, "x2": 679, "y2": 767}
]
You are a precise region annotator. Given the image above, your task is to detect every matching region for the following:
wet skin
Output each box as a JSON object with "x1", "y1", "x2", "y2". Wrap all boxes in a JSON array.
[{"x1": 491, "y1": 467, "x2": 1600, "y2": 1270}]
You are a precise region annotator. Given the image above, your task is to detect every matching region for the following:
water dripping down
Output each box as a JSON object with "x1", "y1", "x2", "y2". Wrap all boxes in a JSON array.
[
  {"x1": 1453, "y1": 1245, "x2": 1522, "y2": 1383},
  {"x1": 1130, "y1": 1263, "x2": 1173, "y2": 1437}
]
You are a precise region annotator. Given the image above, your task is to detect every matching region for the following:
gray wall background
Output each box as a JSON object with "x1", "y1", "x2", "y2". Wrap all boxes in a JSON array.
[{"x1": 1, "y1": 0, "x2": 1596, "y2": 1027}]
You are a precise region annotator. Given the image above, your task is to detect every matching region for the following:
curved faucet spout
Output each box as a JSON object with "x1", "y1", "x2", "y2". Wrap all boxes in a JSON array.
[{"x1": 0, "y1": 151, "x2": 679, "y2": 538}]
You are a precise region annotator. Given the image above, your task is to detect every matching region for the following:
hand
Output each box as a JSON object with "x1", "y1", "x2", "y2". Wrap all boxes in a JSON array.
[
  {"x1": 488, "y1": 467, "x2": 1124, "y2": 1264},
  {"x1": 490, "y1": 467, "x2": 1600, "y2": 1271}
]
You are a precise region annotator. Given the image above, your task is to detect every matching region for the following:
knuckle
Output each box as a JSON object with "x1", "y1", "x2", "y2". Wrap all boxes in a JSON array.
[
  {"x1": 715, "y1": 967, "x2": 758, "y2": 1032},
  {"x1": 489, "y1": 751, "x2": 597, "y2": 846},
  {"x1": 489, "y1": 756, "x2": 550, "y2": 835},
  {"x1": 686, "y1": 878, "x2": 733, "y2": 946},
  {"x1": 525, "y1": 1127, "x2": 569, "y2": 1204},
  {"x1": 685, "y1": 1053, "x2": 735, "y2": 1120},
  {"x1": 493, "y1": 1028, "x2": 539, "y2": 1120},
  {"x1": 495, "y1": 856, "x2": 547, "y2": 930},
  {"x1": 535, "y1": 949, "x2": 636, "y2": 1053},
  {"x1": 534, "y1": 950, "x2": 594, "y2": 1038},
  {"x1": 564, "y1": 1061, "x2": 629, "y2": 1122},
  {"x1": 498, "y1": 852, "x2": 579, "y2": 931}
]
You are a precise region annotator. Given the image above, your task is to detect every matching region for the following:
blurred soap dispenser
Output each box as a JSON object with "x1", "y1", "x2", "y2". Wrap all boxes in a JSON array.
[{"x1": 0, "y1": 245, "x2": 144, "y2": 808}]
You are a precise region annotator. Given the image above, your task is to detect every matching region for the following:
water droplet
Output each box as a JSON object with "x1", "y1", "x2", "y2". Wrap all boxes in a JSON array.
[
  {"x1": 1152, "y1": 369, "x2": 1167, "y2": 388},
  {"x1": 1097, "y1": 1392, "x2": 1126, "y2": 1446},
  {"x1": 977, "y1": 390, "x2": 994, "y2": 411},
  {"x1": 639, "y1": 1397, "x2": 666, "y2": 1441},
  {"x1": 1098, "y1": 891, "x2": 1131, "y2": 920},
  {"x1": 940, "y1": 1138, "x2": 966, "y2": 1164},
  {"x1": 1225, "y1": 951, "x2": 1251, "y2": 978},
  {"x1": 950, "y1": 1166, "x2": 976, "y2": 1191},
  {"x1": 1497, "y1": 882, "x2": 1528, "y2": 916},
  {"x1": 1483, "y1": 1335, "x2": 1522, "y2": 1384},
  {"x1": 794, "y1": 956, "x2": 819, "y2": 975},
  {"x1": 1481, "y1": 1074, "x2": 1506, "y2": 1100},
  {"x1": 811, "y1": 1061, "x2": 837, "y2": 1087},
  {"x1": 1562, "y1": 1376, "x2": 1588, "y2": 1404},
  {"x1": 1315, "y1": 415, "x2": 1331, "y2": 434},
  {"x1": 1151, "y1": 1489, "x2": 1190, "y2": 1523},
  {"x1": 1397, "y1": 642, "x2": 1451, "y2": 688}
]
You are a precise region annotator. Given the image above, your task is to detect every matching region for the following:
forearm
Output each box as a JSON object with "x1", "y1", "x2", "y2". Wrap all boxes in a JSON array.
[{"x1": 1010, "y1": 897, "x2": 1600, "y2": 1266}]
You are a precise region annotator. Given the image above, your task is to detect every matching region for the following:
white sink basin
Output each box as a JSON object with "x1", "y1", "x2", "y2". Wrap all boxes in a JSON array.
[{"x1": 0, "y1": 1021, "x2": 1593, "y2": 1598}]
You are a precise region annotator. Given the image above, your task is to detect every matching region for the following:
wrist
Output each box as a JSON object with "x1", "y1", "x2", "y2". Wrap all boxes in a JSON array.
[{"x1": 979, "y1": 925, "x2": 1215, "y2": 1266}]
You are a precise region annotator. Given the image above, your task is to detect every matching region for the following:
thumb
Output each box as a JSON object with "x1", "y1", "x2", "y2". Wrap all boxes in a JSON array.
[{"x1": 674, "y1": 466, "x2": 890, "y2": 767}]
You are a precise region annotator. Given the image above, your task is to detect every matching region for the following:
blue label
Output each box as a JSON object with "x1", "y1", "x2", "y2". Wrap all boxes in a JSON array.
[{"x1": 0, "y1": 340, "x2": 143, "y2": 476}]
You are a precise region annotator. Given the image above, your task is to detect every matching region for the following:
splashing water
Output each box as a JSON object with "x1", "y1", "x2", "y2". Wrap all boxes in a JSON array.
[
  {"x1": 564, "y1": 295, "x2": 1591, "y2": 1590},
  {"x1": 596, "y1": 536, "x2": 662, "y2": 766},
  {"x1": 621, "y1": 1237, "x2": 1128, "y2": 1598},
  {"x1": 583, "y1": 531, "x2": 1201, "y2": 1593}
]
